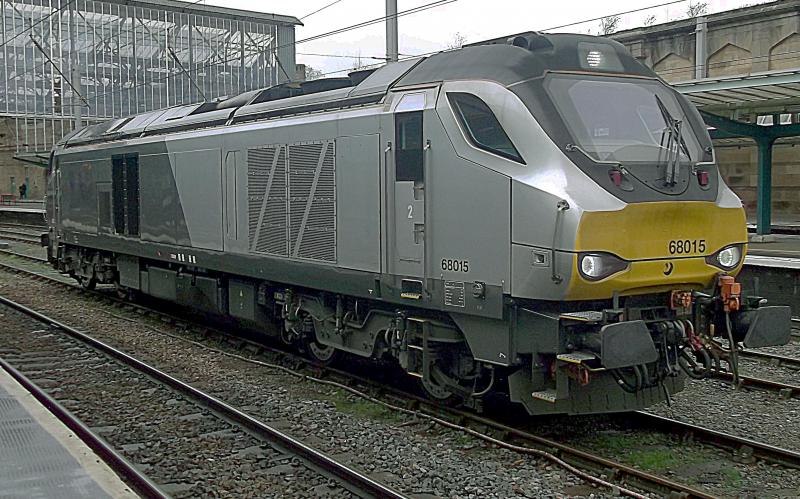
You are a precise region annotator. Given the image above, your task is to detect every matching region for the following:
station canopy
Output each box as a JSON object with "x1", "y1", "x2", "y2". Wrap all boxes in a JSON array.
[
  {"x1": 672, "y1": 69, "x2": 800, "y2": 235},
  {"x1": 673, "y1": 68, "x2": 800, "y2": 116}
]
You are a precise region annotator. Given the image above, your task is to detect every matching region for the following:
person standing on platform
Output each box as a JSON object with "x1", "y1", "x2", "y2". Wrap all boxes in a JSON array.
[{"x1": 18, "y1": 183, "x2": 26, "y2": 200}]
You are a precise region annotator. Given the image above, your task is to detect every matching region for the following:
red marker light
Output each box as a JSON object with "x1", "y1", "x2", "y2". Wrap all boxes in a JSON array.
[
  {"x1": 609, "y1": 170, "x2": 622, "y2": 186},
  {"x1": 697, "y1": 171, "x2": 709, "y2": 186}
]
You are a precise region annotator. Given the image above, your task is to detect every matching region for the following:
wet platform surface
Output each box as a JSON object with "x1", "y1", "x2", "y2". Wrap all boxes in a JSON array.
[
  {"x1": 0, "y1": 368, "x2": 137, "y2": 498},
  {"x1": 747, "y1": 232, "x2": 800, "y2": 269},
  {"x1": 0, "y1": 205, "x2": 46, "y2": 226},
  {"x1": 739, "y1": 231, "x2": 800, "y2": 314}
]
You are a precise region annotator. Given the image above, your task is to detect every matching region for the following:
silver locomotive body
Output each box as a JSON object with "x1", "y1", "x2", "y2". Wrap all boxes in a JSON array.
[{"x1": 45, "y1": 32, "x2": 790, "y2": 415}]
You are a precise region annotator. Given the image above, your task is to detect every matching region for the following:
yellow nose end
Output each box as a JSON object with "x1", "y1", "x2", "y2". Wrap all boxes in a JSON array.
[{"x1": 566, "y1": 201, "x2": 747, "y2": 300}]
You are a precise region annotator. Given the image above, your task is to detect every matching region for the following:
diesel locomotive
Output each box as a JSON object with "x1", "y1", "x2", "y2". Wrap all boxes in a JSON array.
[{"x1": 43, "y1": 32, "x2": 792, "y2": 415}]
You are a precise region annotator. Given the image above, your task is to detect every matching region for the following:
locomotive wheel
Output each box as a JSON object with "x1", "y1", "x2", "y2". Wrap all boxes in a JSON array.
[
  {"x1": 304, "y1": 338, "x2": 340, "y2": 365},
  {"x1": 78, "y1": 276, "x2": 97, "y2": 290},
  {"x1": 420, "y1": 370, "x2": 461, "y2": 406},
  {"x1": 114, "y1": 284, "x2": 136, "y2": 301}
]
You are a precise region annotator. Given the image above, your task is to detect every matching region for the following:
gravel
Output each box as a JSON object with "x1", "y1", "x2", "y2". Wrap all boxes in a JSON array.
[
  {"x1": 0, "y1": 266, "x2": 606, "y2": 499},
  {"x1": 647, "y1": 375, "x2": 800, "y2": 452},
  {"x1": 5, "y1": 254, "x2": 800, "y2": 497},
  {"x1": 0, "y1": 306, "x2": 354, "y2": 499},
  {"x1": 755, "y1": 335, "x2": 800, "y2": 359},
  {"x1": 640, "y1": 322, "x2": 800, "y2": 463},
  {"x1": 643, "y1": 327, "x2": 800, "y2": 462},
  {"x1": 737, "y1": 357, "x2": 800, "y2": 386}
]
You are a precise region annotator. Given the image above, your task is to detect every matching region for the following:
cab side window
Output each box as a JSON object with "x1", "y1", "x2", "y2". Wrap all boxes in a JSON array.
[
  {"x1": 448, "y1": 92, "x2": 525, "y2": 164},
  {"x1": 395, "y1": 111, "x2": 423, "y2": 181}
]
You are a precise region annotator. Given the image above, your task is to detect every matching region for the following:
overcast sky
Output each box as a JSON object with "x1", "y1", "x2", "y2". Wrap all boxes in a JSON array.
[{"x1": 186, "y1": 0, "x2": 771, "y2": 75}]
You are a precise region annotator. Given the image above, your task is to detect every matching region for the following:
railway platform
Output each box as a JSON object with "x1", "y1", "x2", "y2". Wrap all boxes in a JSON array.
[
  {"x1": 740, "y1": 231, "x2": 800, "y2": 316},
  {"x1": 0, "y1": 365, "x2": 137, "y2": 498},
  {"x1": 747, "y1": 214, "x2": 800, "y2": 236},
  {"x1": 0, "y1": 202, "x2": 46, "y2": 226},
  {"x1": 747, "y1": 233, "x2": 800, "y2": 264}
]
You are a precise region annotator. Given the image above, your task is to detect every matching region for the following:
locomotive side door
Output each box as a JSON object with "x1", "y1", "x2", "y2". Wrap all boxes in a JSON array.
[
  {"x1": 223, "y1": 150, "x2": 246, "y2": 252},
  {"x1": 391, "y1": 93, "x2": 428, "y2": 280},
  {"x1": 48, "y1": 154, "x2": 60, "y2": 228},
  {"x1": 46, "y1": 154, "x2": 60, "y2": 259}
]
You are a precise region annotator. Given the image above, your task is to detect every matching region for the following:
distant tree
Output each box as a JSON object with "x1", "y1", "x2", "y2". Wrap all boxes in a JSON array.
[
  {"x1": 446, "y1": 32, "x2": 467, "y2": 49},
  {"x1": 305, "y1": 65, "x2": 324, "y2": 80},
  {"x1": 686, "y1": 1, "x2": 708, "y2": 18},
  {"x1": 599, "y1": 15, "x2": 621, "y2": 35},
  {"x1": 643, "y1": 14, "x2": 657, "y2": 26}
]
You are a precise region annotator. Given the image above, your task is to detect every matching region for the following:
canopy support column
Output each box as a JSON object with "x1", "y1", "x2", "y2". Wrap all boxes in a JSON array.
[{"x1": 755, "y1": 137, "x2": 775, "y2": 236}]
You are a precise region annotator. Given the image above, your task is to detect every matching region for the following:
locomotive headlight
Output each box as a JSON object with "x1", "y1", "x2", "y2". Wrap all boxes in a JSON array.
[
  {"x1": 710, "y1": 245, "x2": 742, "y2": 270},
  {"x1": 578, "y1": 252, "x2": 629, "y2": 281},
  {"x1": 586, "y1": 50, "x2": 604, "y2": 68}
]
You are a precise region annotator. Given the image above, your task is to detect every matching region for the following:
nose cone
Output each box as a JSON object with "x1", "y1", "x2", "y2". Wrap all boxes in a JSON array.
[{"x1": 565, "y1": 201, "x2": 747, "y2": 300}]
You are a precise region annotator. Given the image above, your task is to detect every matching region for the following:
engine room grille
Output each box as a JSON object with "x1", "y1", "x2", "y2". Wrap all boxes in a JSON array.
[
  {"x1": 247, "y1": 140, "x2": 336, "y2": 263},
  {"x1": 248, "y1": 145, "x2": 288, "y2": 256}
]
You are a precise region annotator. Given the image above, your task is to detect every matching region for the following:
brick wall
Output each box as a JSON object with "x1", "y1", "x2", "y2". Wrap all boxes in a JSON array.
[
  {"x1": 717, "y1": 141, "x2": 800, "y2": 218},
  {"x1": 0, "y1": 118, "x2": 47, "y2": 201}
]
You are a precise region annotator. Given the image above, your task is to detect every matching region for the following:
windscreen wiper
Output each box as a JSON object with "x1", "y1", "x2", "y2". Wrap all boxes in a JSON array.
[{"x1": 654, "y1": 94, "x2": 691, "y2": 186}]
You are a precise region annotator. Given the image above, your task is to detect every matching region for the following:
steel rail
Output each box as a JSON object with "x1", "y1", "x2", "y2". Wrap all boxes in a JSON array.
[
  {"x1": 0, "y1": 225, "x2": 44, "y2": 235},
  {"x1": 739, "y1": 349, "x2": 800, "y2": 370},
  {"x1": 0, "y1": 226, "x2": 44, "y2": 235},
  {"x1": 0, "y1": 248, "x2": 48, "y2": 263},
  {"x1": 630, "y1": 412, "x2": 800, "y2": 469},
  {"x1": 416, "y1": 405, "x2": 717, "y2": 499},
  {"x1": 0, "y1": 255, "x2": 795, "y2": 497},
  {"x1": 0, "y1": 357, "x2": 168, "y2": 499},
  {"x1": 712, "y1": 371, "x2": 800, "y2": 398},
  {"x1": 0, "y1": 233, "x2": 41, "y2": 244},
  {"x1": 0, "y1": 222, "x2": 47, "y2": 231},
  {"x1": 0, "y1": 295, "x2": 408, "y2": 499}
]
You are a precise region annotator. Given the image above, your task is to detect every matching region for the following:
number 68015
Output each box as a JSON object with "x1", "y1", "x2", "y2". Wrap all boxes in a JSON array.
[{"x1": 441, "y1": 259, "x2": 469, "y2": 272}]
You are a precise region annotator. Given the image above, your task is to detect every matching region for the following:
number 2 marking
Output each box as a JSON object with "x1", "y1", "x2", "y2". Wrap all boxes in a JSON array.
[{"x1": 407, "y1": 204, "x2": 413, "y2": 219}]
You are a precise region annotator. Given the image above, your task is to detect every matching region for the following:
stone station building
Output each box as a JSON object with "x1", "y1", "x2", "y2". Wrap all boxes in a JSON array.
[{"x1": 613, "y1": 0, "x2": 800, "y2": 224}]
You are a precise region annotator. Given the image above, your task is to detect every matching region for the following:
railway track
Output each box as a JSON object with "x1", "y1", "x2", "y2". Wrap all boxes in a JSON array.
[
  {"x1": 739, "y1": 349, "x2": 800, "y2": 370},
  {"x1": 0, "y1": 224, "x2": 48, "y2": 263},
  {"x1": 628, "y1": 412, "x2": 800, "y2": 469},
  {"x1": 0, "y1": 222, "x2": 44, "y2": 233},
  {"x1": 0, "y1": 281, "x2": 710, "y2": 499},
  {"x1": 0, "y1": 256, "x2": 798, "y2": 497},
  {"x1": 0, "y1": 228, "x2": 42, "y2": 244},
  {"x1": 0, "y1": 358, "x2": 166, "y2": 499},
  {"x1": 0, "y1": 247, "x2": 48, "y2": 263},
  {"x1": 0, "y1": 295, "x2": 405, "y2": 499},
  {"x1": 0, "y1": 226, "x2": 43, "y2": 234},
  {"x1": 712, "y1": 371, "x2": 800, "y2": 399},
  {"x1": 0, "y1": 222, "x2": 47, "y2": 231},
  {"x1": 790, "y1": 318, "x2": 800, "y2": 341}
]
